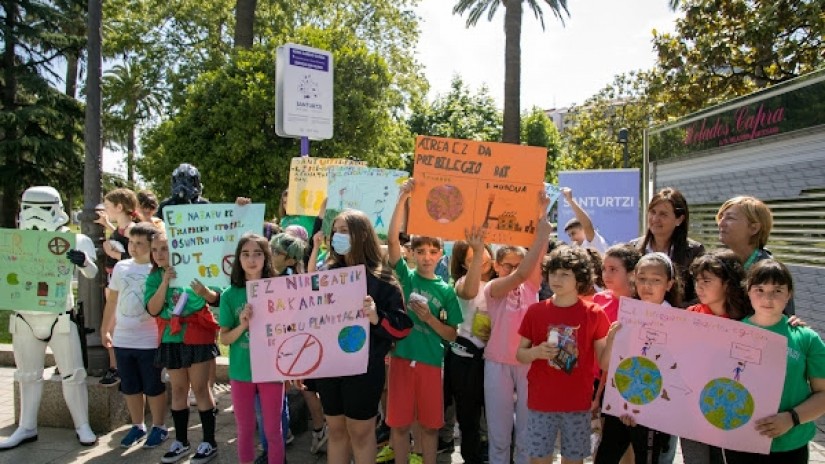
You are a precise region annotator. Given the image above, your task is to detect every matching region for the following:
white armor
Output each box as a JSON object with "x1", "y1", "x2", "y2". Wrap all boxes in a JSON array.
[{"x1": 0, "y1": 186, "x2": 99, "y2": 450}]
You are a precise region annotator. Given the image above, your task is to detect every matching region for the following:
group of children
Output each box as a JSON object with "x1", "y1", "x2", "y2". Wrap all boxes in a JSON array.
[{"x1": 88, "y1": 180, "x2": 825, "y2": 464}]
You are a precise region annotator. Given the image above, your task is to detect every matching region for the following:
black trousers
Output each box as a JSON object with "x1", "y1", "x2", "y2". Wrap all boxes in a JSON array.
[
  {"x1": 722, "y1": 445, "x2": 808, "y2": 464},
  {"x1": 446, "y1": 337, "x2": 486, "y2": 464},
  {"x1": 595, "y1": 414, "x2": 671, "y2": 464}
]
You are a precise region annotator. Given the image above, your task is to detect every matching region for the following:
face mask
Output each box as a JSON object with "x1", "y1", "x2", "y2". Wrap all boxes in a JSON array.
[{"x1": 331, "y1": 233, "x2": 351, "y2": 255}]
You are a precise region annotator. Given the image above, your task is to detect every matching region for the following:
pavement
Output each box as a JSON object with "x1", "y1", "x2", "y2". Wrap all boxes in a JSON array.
[{"x1": 3, "y1": 365, "x2": 825, "y2": 463}]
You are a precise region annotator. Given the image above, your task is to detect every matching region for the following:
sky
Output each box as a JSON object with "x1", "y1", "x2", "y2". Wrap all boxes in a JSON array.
[{"x1": 413, "y1": 0, "x2": 681, "y2": 111}]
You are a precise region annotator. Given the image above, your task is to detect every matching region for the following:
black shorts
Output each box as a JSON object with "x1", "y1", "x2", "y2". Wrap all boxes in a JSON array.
[
  {"x1": 155, "y1": 342, "x2": 218, "y2": 370},
  {"x1": 115, "y1": 347, "x2": 166, "y2": 396},
  {"x1": 315, "y1": 358, "x2": 385, "y2": 420}
]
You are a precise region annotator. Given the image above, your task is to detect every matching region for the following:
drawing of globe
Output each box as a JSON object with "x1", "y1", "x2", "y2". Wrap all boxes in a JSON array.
[
  {"x1": 426, "y1": 185, "x2": 464, "y2": 223},
  {"x1": 699, "y1": 378, "x2": 754, "y2": 430},
  {"x1": 338, "y1": 325, "x2": 367, "y2": 353},
  {"x1": 615, "y1": 356, "x2": 663, "y2": 405}
]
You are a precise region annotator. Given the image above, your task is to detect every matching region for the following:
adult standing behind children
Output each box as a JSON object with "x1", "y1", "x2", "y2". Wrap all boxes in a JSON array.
[
  {"x1": 483, "y1": 192, "x2": 552, "y2": 464},
  {"x1": 716, "y1": 195, "x2": 794, "y2": 315},
  {"x1": 386, "y1": 179, "x2": 463, "y2": 464},
  {"x1": 629, "y1": 187, "x2": 704, "y2": 306},
  {"x1": 314, "y1": 209, "x2": 413, "y2": 464},
  {"x1": 101, "y1": 222, "x2": 168, "y2": 449}
]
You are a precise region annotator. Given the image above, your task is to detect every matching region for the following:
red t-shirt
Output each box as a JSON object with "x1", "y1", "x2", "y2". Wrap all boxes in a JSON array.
[
  {"x1": 518, "y1": 298, "x2": 610, "y2": 412},
  {"x1": 592, "y1": 291, "x2": 620, "y2": 323},
  {"x1": 687, "y1": 303, "x2": 730, "y2": 318}
]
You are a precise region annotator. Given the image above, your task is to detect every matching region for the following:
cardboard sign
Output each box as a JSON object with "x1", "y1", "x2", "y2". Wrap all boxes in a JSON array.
[
  {"x1": 247, "y1": 265, "x2": 369, "y2": 382},
  {"x1": 324, "y1": 166, "x2": 409, "y2": 240},
  {"x1": 287, "y1": 157, "x2": 366, "y2": 216},
  {"x1": 409, "y1": 136, "x2": 548, "y2": 246},
  {"x1": 0, "y1": 229, "x2": 75, "y2": 313},
  {"x1": 164, "y1": 203, "x2": 265, "y2": 287},
  {"x1": 603, "y1": 297, "x2": 786, "y2": 454}
]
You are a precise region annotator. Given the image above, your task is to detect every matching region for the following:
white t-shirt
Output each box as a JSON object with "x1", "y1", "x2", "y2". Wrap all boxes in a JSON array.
[
  {"x1": 108, "y1": 259, "x2": 157, "y2": 349},
  {"x1": 582, "y1": 230, "x2": 609, "y2": 255},
  {"x1": 455, "y1": 276, "x2": 488, "y2": 348}
]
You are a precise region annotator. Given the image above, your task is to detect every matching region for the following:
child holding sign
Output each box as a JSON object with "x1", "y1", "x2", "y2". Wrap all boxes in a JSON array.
[
  {"x1": 219, "y1": 233, "x2": 284, "y2": 464},
  {"x1": 314, "y1": 209, "x2": 413, "y2": 464},
  {"x1": 722, "y1": 260, "x2": 825, "y2": 464},
  {"x1": 145, "y1": 233, "x2": 221, "y2": 464},
  {"x1": 386, "y1": 179, "x2": 463, "y2": 464}
]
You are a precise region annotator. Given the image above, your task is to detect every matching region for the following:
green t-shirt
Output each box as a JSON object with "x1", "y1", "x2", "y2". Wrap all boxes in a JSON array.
[
  {"x1": 280, "y1": 215, "x2": 316, "y2": 236},
  {"x1": 219, "y1": 286, "x2": 253, "y2": 382},
  {"x1": 392, "y1": 260, "x2": 462, "y2": 367},
  {"x1": 144, "y1": 268, "x2": 218, "y2": 343},
  {"x1": 743, "y1": 315, "x2": 825, "y2": 452}
]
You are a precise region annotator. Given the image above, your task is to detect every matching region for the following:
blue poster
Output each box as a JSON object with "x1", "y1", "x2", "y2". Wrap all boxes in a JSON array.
[{"x1": 557, "y1": 169, "x2": 640, "y2": 248}]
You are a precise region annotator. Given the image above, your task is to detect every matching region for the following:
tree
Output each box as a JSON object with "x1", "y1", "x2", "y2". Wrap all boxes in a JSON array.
[
  {"x1": 520, "y1": 106, "x2": 562, "y2": 181},
  {"x1": 234, "y1": 0, "x2": 257, "y2": 48},
  {"x1": 453, "y1": 0, "x2": 569, "y2": 144},
  {"x1": 651, "y1": 0, "x2": 825, "y2": 117},
  {"x1": 0, "y1": 0, "x2": 85, "y2": 227},
  {"x1": 138, "y1": 28, "x2": 411, "y2": 215},
  {"x1": 102, "y1": 60, "x2": 165, "y2": 185}
]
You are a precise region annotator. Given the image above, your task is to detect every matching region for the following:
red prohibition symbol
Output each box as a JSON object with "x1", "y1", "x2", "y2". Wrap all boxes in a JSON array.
[
  {"x1": 222, "y1": 255, "x2": 234, "y2": 276},
  {"x1": 276, "y1": 333, "x2": 324, "y2": 378}
]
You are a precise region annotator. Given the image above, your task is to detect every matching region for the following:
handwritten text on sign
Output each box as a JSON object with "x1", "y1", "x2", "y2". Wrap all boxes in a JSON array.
[
  {"x1": 247, "y1": 265, "x2": 368, "y2": 382},
  {"x1": 409, "y1": 136, "x2": 547, "y2": 246},
  {"x1": 603, "y1": 297, "x2": 786, "y2": 454},
  {"x1": 287, "y1": 157, "x2": 366, "y2": 216},
  {"x1": 0, "y1": 229, "x2": 75, "y2": 313},
  {"x1": 164, "y1": 203, "x2": 265, "y2": 287}
]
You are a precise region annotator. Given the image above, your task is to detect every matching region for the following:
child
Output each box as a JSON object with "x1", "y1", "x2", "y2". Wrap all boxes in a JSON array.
[
  {"x1": 219, "y1": 233, "x2": 284, "y2": 464},
  {"x1": 101, "y1": 222, "x2": 168, "y2": 449},
  {"x1": 595, "y1": 252, "x2": 683, "y2": 464},
  {"x1": 314, "y1": 209, "x2": 413, "y2": 464},
  {"x1": 386, "y1": 179, "x2": 463, "y2": 464},
  {"x1": 146, "y1": 233, "x2": 221, "y2": 464},
  {"x1": 516, "y1": 246, "x2": 613, "y2": 464},
  {"x1": 483, "y1": 192, "x2": 551, "y2": 464},
  {"x1": 722, "y1": 259, "x2": 825, "y2": 464}
]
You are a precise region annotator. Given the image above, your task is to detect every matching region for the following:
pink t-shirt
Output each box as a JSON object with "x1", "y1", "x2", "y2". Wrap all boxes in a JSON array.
[{"x1": 483, "y1": 279, "x2": 539, "y2": 365}]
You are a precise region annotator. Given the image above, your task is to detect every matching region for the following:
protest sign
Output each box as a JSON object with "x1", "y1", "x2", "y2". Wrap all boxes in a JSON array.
[
  {"x1": 603, "y1": 297, "x2": 786, "y2": 454},
  {"x1": 248, "y1": 265, "x2": 369, "y2": 382},
  {"x1": 164, "y1": 203, "x2": 265, "y2": 287},
  {"x1": 409, "y1": 136, "x2": 547, "y2": 246},
  {"x1": 286, "y1": 157, "x2": 366, "y2": 216},
  {"x1": 0, "y1": 229, "x2": 75, "y2": 313},
  {"x1": 324, "y1": 166, "x2": 409, "y2": 240}
]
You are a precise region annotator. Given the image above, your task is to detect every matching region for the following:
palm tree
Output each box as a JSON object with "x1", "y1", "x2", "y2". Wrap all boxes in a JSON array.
[
  {"x1": 453, "y1": 0, "x2": 569, "y2": 144},
  {"x1": 102, "y1": 61, "x2": 165, "y2": 184}
]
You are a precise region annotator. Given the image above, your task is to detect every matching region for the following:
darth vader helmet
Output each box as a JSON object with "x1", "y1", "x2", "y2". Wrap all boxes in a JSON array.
[
  {"x1": 19, "y1": 186, "x2": 69, "y2": 231},
  {"x1": 170, "y1": 163, "x2": 203, "y2": 202}
]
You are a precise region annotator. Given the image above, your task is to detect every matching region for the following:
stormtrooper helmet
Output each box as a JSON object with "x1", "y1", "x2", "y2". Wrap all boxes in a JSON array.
[
  {"x1": 171, "y1": 163, "x2": 203, "y2": 202},
  {"x1": 19, "y1": 186, "x2": 69, "y2": 231}
]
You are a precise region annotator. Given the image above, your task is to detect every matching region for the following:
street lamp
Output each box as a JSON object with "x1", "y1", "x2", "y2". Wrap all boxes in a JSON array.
[{"x1": 617, "y1": 127, "x2": 629, "y2": 168}]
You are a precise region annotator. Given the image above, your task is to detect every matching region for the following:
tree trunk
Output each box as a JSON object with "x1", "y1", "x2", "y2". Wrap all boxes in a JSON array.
[
  {"x1": 66, "y1": 53, "x2": 79, "y2": 98},
  {"x1": 127, "y1": 127, "x2": 135, "y2": 185},
  {"x1": 2, "y1": 0, "x2": 20, "y2": 227},
  {"x1": 502, "y1": 0, "x2": 522, "y2": 144},
  {"x1": 234, "y1": 0, "x2": 258, "y2": 49}
]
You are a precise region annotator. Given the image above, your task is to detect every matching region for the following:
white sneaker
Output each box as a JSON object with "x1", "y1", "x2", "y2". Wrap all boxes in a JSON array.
[
  {"x1": 310, "y1": 425, "x2": 328, "y2": 454},
  {"x1": 188, "y1": 388, "x2": 197, "y2": 406}
]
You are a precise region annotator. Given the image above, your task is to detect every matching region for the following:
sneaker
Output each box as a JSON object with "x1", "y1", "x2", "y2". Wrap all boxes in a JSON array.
[
  {"x1": 376, "y1": 444, "x2": 395, "y2": 463},
  {"x1": 310, "y1": 425, "x2": 328, "y2": 454},
  {"x1": 254, "y1": 452, "x2": 268, "y2": 464},
  {"x1": 375, "y1": 421, "x2": 391, "y2": 446},
  {"x1": 143, "y1": 426, "x2": 169, "y2": 449},
  {"x1": 100, "y1": 368, "x2": 119, "y2": 385},
  {"x1": 285, "y1": 429, "x2": 295, "y2": 445},
  {"x1": 161, "y1": 440, "x2": 191, "y2": 463},
  {"x1": 437, "y1": 438, "x2": 454, "y2": 454},
  {"x1": 191, "y1": 441, "x2": 218, "y2": 464},
  {"x1": 409, "y1": 453, "x2": 424, "y2": 464},
  {"x1": 119, "y1": 425, "x2": 146, "y2": 448},
  {"x1": 188, "y1": 388, "x2": 197, "y2": 406}
]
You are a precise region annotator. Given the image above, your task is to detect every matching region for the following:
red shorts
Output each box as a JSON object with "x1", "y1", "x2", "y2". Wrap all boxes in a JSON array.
[{"x1": 386, "y1": 356, "x2": 444, "y2": 430}]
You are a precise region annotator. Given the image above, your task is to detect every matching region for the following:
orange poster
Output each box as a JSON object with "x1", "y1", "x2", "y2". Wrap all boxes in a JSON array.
[{"x1": 408, "y1": 136, "x2": 547, "y2": 246}]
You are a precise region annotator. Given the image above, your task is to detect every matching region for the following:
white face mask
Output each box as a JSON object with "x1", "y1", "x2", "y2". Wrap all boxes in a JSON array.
[{"x1": 331, "y1": 233, "x2": 352, "y2": 255}]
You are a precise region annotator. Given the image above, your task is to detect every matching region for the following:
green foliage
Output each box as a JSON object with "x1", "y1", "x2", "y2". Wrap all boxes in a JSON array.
[
  {"x1": 139, "y1": 28, "x2": 412, "y2": 216},
  {"x1": 408, "y1": 76, "x2": 503, "y2": 142},
  {"x1": 520, "y1": 106, "x2": 562, "y2": 181}
]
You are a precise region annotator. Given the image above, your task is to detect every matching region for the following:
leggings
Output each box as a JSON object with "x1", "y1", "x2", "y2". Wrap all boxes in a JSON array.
[{"x1": 232, "y1": 380, "x2": 284, "y2": 464}]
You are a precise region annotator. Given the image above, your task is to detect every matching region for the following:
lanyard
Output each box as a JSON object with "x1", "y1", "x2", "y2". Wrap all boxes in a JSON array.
[{"x1": 743, "y1": 249, "x2": 761, "y2": 271}]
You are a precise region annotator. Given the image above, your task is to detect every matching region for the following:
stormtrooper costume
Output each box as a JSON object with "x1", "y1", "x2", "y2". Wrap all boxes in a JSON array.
[
  {"x1": 156, "y1": 163, "x2": 209, "y2": 219},
  {"x1": 0, "y1": 186, "x2": 98, "y2": 450}
]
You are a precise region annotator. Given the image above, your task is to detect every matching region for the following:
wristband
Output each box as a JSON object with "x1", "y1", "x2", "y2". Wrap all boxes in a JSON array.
[{"x1": 789, "y1": 408, "x2": 800, "y2": 427}]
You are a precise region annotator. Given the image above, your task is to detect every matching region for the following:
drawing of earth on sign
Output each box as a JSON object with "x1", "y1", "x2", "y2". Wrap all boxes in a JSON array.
[
  {"x1": 699, "y1": 378, "x2": 754, "y2": 430},
  {"x1": 338, "y1": 325, "x2": 367, "y2": 353},
  {"x1": 615, "y1": 356, "x2": 663, "y2": 405},
  {"x1": 276, "y1": 333, "x2": 323, "y2": 378},
  {"x1": 426, "y1": 185, "x2": 463, "y2": 223}
]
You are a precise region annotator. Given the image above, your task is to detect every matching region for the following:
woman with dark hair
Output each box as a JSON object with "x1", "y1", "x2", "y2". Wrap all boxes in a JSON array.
[{"x1": 629, "y1": 187, "x2": 705, "y2": 307}]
